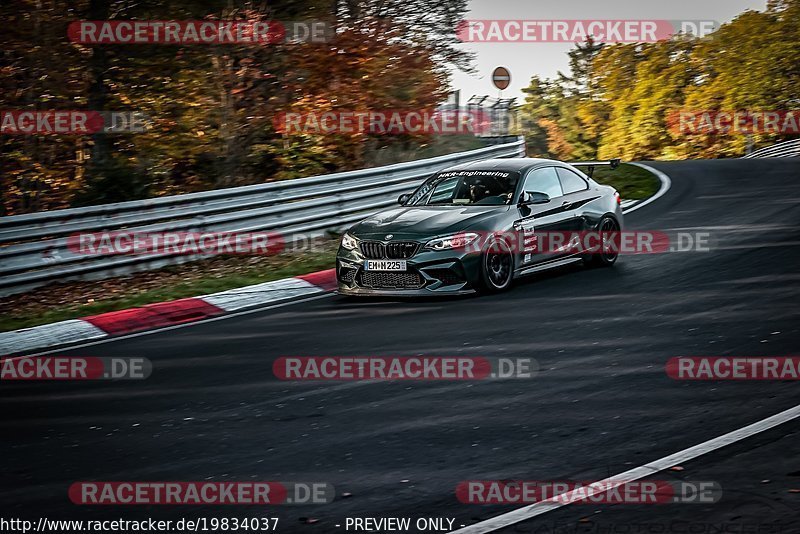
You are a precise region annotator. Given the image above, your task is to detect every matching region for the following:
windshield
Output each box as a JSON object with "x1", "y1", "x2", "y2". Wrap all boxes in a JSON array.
[{"x1": 407, "y1": 170, "x2": 520, "y2": 206}]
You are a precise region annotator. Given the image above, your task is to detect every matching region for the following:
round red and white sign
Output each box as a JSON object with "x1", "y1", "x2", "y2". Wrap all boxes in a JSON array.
[{"x1": 492, "y1": 67, "x2": 511, "y2": 90}]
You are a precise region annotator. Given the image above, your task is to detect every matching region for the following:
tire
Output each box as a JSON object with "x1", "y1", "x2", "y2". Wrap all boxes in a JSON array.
[
  {"x1": 585, "y1": 216, "x2": 620, "y2": 267},
  {"x1": 479, "y1": 236, "x2": 514, "y2": 292}
]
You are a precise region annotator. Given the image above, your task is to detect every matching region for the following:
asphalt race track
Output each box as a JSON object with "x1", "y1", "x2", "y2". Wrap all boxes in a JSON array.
[{"x1": 3, "y1": 159, "x2": 800, "y2": 533}]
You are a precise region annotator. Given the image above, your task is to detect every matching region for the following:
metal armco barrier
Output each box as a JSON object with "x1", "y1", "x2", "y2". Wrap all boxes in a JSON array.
[
  {"x1": 743, "y1": 139, "x2": 800, "y2": 158},
  {"x1": 0, "y1": 137, "x2": 526, "y2": 296}
]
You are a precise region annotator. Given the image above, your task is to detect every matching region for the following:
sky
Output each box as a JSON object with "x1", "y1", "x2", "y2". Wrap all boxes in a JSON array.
[{"x1": 450, "y1": 0, "x2": 768, "y2": 103}]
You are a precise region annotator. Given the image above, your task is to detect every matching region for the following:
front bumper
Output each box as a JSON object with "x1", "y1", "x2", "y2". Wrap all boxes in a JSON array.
[
  {"x1": 337, "y1": 286, "x2": 476, "y2": 297},
  {"x1": 336, "y1": 244, "x2": 482, "y2": 296}
]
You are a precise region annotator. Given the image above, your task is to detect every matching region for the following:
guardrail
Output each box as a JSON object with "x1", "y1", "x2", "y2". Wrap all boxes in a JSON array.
[
  {"x1": 743, "y1": 139, "x2": 800, "y2": 158},
  {"x1": 0, "y1": 136, "x2": 526, "y2": 296}
]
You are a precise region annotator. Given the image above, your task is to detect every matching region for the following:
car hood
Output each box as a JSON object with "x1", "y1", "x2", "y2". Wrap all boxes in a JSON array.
[{"x1": 349, "y1": 205, "x2": 507, "y2": 239}]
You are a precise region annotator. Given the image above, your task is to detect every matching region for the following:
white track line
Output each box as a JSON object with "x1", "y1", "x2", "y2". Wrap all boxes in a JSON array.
[
  {"x1": 450, "y1": 403, "x2": 800, "y2": 533},
  {"x1": 623, "y1": 162, "x2": 672, "y2": 214}
]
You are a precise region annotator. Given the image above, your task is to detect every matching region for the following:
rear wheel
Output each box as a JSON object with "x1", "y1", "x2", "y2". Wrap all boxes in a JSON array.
[
  {"x1": 480, "y1": 237, "x2": 514, "y2": 292},
  {"x1": 585, "y1": 216, "x2": 620, "y2": 267}
]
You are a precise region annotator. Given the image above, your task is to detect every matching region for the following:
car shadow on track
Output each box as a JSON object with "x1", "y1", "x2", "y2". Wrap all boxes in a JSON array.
[{"x1": 332, "y1": 260, "x2": 629, "y2": 307}]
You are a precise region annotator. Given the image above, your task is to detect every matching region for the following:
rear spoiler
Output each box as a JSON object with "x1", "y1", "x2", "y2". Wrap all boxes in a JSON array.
[{"x1": 568, "y1": 158, "x2": 622, "y2": 178}]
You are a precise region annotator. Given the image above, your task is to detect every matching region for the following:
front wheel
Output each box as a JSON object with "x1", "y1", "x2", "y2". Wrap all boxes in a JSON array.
[
  {"x1": 479, "y1": 237, "x2": 514, "y2": 293},
  {"x1": 585, "y1": 216, "x2": 620, "y2": 267}
]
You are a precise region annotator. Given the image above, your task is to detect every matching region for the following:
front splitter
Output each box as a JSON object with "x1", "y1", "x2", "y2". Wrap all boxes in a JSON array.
[{"x1": 337, "y1": 285, "x2": 476, "y2": 297}]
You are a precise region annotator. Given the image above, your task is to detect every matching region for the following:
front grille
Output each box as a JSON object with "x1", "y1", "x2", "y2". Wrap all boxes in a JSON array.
[
  {"x1": 359, "y1": 241, "x2": 385, "y2": 259},
  {"x1": 386, "y1": 242, "x2": 419, "y2": 259},
  {"x1": 359, "y1": 271, "x2": 424, "y2": 289},
  {"x1": 359, "y1": 241, "x2": 419, "y2": 259}
]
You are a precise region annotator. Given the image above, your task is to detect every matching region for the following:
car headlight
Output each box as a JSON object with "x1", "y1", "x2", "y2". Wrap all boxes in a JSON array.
[
  {"x1": 341, "y1": 232, "x2": 359, "y2": 251},
  {"x1": 424, "y1": 232, "x2": 480, "y2": 251}
]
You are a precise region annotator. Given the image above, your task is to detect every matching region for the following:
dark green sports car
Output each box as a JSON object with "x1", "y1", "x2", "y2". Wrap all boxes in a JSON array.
[{"x1": 336, "y1": 157, "x2": 623, "y2": 296}]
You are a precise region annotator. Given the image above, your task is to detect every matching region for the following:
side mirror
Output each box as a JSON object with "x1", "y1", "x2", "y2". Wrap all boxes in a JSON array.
[
  {"x1": 398, "y1": 193, "x2": 411, "y2": 205},
  {"x1": 518, "y1": 191, "x2": 550, "y2": 206}
]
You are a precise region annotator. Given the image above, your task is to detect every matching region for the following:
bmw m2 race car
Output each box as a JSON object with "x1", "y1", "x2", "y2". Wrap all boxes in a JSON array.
[{"x1": 336, "y1": 157, "x2": 624, "y2": 296}]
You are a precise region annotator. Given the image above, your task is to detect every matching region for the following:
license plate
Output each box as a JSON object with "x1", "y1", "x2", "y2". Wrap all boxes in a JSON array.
[{"x1": 364, "y1": 260, "x2": 407, "y2": 271}]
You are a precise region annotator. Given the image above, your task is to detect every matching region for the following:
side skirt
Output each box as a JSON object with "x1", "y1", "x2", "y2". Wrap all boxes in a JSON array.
[{"x1": 513, "y1": 255, "x2": 584, "y2": 278}]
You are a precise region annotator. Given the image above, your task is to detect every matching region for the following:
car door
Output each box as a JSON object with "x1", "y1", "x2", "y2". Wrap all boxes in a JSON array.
[
  {"x1": 555, "y1": 166, "x2": 601, "y2": 232},
  {"x1": 513, "y1": 166, "x2": 573, "y2": 267}
]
